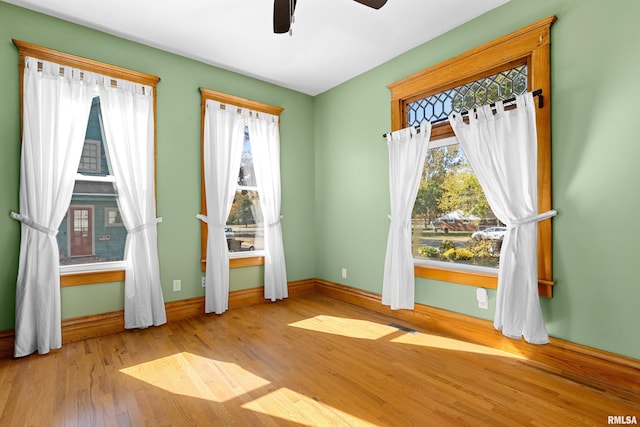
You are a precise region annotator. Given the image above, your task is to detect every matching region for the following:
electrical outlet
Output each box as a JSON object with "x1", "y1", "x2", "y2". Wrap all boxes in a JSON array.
[
  {"x1": 476, "y1": 288, "x2": 488, "y2": 309},
  {"x1": 173, "y1": 279, "x2": 181, "y2": 292},
  {"x1": 341, "y1": 268, "x2": 347, "y2": 279},
  {"x1": 201, "y1": 276, "x2": 206, "y2": 288}
]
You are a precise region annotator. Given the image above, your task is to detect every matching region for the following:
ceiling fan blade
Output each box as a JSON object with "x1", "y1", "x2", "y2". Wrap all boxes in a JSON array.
[
  {"x1": 353, "y1": 0, "x2": 388, "y2": 9},
  {"x1": 274, "y1": 0, "x2": 297, "y2": 33}
]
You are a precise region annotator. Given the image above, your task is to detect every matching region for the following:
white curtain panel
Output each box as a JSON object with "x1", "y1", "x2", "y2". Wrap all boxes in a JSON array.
[
  {"x1": 449, "y1": 93, "x2": 556, "y2": 344},
  {"x1": 200, "y1": 101, "x2": 245, "y2": 314},
  {"x1": 99, "y1": 80, "x2": 167, "y2": 329},
  {"x1": 247, "y1": 113, "x2": 288, "y2": 301},
  {"x1": 11, "y1": 57, "x2": 94, "y2": 357},
  {"x1": 382, "y1": 122, "x2": 431, "y2": 310}
]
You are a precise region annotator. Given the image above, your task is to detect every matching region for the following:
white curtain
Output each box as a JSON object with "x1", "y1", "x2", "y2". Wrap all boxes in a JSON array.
[
  {"x1": 382, "y1": 122, "x2": 431, "y2": 310},
  {"x1": 449, "y1": 93, "x2": 556, "y2": 344},
  {"x1": 248, "y1": 112, "x2": 288, "y2": 301},
  {"x1": 98, "y1": 80, "x2": 167, "y2": 329},
  {"x1": 11, "y1": 57, "x2": 94, "y2": 357},
  {"x1": 199, "y1": 101, "x2": 245, "y2": 314}
]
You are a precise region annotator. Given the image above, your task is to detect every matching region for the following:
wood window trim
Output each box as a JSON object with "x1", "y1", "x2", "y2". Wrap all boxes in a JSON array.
[
  {"x1": 199, "y1": 88, "x2": 284, "y2": 271},
  {"x1": 13, "y1": 39, "x2": 160, "y2": 288},
  {"x1": 388, "y1": 16, "x2": 556, "y2": 297},
  {"x1": 61, "y1": 270, "x2": 126, "y2": 287}
]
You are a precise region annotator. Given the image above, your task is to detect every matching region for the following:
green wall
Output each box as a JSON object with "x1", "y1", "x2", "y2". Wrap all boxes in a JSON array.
[
  {"x1": 0, "y1": 3, "x2": 316, "y2": 323},
  {"x1": 2, "y1": 0, "x2": 640, "y2": 361},
  {"x1": 314, "y1": 0, "x2": 640, "y2": 360}
]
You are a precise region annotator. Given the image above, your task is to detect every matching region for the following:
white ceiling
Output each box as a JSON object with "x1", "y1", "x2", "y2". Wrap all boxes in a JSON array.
[{"x1": 5, "y1": 0, "x2": 509, "y2": 95}]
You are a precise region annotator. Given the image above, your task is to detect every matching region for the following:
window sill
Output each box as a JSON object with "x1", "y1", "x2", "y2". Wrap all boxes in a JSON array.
[
  {"x1": 61, "y1": 269, "x2": 125, "y2": 287},
  {"x1": 414, "y1": 263, "x2": 554, "y2": 298},
  {"x1": 60, "y1": 261, "x2": 127, "y2": 287},
  {"x1": 230, "y1": 255, "x2": 265, "y2": 269},
  {"x1": 200, "y1": 253, "x2": 265, "y2": 271},
  {"x1": 62, "y1": 254, "x2": 266, "y2": 288}
]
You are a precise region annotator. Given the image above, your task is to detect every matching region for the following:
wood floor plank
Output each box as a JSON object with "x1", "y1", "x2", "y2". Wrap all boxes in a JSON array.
[{"x1": 1, "y1": 294, "x2": 638, "y2": 426}]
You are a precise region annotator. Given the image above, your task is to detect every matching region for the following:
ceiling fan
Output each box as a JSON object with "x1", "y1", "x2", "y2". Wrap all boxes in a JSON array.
[{"x1": 274, "y1": 0, "x2": 388, "y2": 34}]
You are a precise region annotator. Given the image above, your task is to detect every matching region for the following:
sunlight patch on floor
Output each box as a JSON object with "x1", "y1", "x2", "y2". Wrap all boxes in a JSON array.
[
  {"x1": 241, "y1": 387, "x2": 378, "y2": 427},
  {"x1": 119, "y1": 352, "x2": 270, "y2": 401},
  {"x1": 289, "y1": 315, "x2": 398, "y2": 340},
  {"x1": 290, "y1": 315, "x2": 524, "y2": 359},
  {"x1": 119, "y1": 351, "x2": 376, "y2": 424},
  {"x1": 391, "y1": 333, "x2": 524, "y2": 359}
]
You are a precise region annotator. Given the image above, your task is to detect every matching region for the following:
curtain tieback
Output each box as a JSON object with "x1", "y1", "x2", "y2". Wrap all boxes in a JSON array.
[
  {"x1": 196, "y1": 213, "x2": 208, "y2": 224},
  {"x1": 388, "y1": 215, "x2": 410, "y2": 228},
  {"x1": 507, "y1": 210, "x2": 557, "y2": 228},
  {"x1": 196, "y1": 214, "x2": 229, "y2": 230},
  {"x1": 10, "y1": 211, "x2": 57, "y2": 236},
  {"x1": 129, "y1": 217, "x2": 163, "y2": 234},
  {"x1": 266, "y1": 215, "x2": 283, "y2": 228}
]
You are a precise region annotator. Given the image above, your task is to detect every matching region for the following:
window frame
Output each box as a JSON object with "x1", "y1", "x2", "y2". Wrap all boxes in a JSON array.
[
  {"x1": 199, "y1": 88, "x2": 283, "y2": 271},
  {"x1": 387, "y1": 16, "x2": 556, "y2": 297},
  {"x1": 14, "y1": 39, "x2": 160, "y2": 287}
]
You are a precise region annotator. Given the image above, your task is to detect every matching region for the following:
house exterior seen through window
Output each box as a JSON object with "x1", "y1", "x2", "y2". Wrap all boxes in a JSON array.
[
  {"x1": 57, "y1": 97, "x2": 126, "y2": 267},
  {"x1": 410, "y1": 64, "x2": 528, "y2": 269}
]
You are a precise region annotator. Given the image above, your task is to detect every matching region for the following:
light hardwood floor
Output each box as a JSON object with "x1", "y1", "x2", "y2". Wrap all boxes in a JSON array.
[{"x1": 0, "y1": 294, "x2": 638, "y2": 426}]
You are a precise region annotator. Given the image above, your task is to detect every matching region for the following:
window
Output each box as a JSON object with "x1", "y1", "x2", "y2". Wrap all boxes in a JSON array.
[
  {"x1": 58, "y1": 97, "x2": 126, "y2": 268},
  {"x1": 78, "y1": 140, "x2": 101, "y2": 173},
  {"x1": 226, "y1": 129, "x2": 264, "y2": 253},
  {"x1": 105, "y1": 207, "x2": 123, "y2": 227},
  {"x1": 387, "y1": 17, "x2": 555, "y2": 296},
  {"x1": 14, "y1": 39, "x2": 160, "y2": 287},
  {"x1": 199, "y1": 89, "x2": 283, "y2": 270},
  {"x1": 411, "y1": 64, "x2": 529, "y2": 271}
]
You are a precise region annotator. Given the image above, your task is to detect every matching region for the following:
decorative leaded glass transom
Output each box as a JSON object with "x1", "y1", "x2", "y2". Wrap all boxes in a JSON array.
[{"x1": 406, "y1": 64, "x2": 528, "y2": 126}]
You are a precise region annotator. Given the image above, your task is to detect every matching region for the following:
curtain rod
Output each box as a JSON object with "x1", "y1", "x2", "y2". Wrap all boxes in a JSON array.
[{"x1": 382, "y1": 89, "x2": 543, "y2": 138}]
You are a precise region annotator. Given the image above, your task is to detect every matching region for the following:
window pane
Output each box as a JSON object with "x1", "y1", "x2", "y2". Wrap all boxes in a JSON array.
[
  {"x1": 407, "y1": 64, "x2": 528, "y2": 125},
  {"x1": 225, "y1": 127, "x2": 263, "y2": 254},
  {"x1": 238, "y1": 128, "x2": 256, "y2": 187},
  {"x1": 57, "y1": 96, "x2": 127, "y2": 266},
  {"x1": 412, "y1": 143, "x2": 503, "y2": 268},
  {"x1": 226, "y1": 190, "x2": 263, "y2": 253}
]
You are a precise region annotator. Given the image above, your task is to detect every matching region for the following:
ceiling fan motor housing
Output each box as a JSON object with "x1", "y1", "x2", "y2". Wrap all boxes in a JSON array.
[{"x1": 273, "y1": 0, "x2": 387, "y2": 34}]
